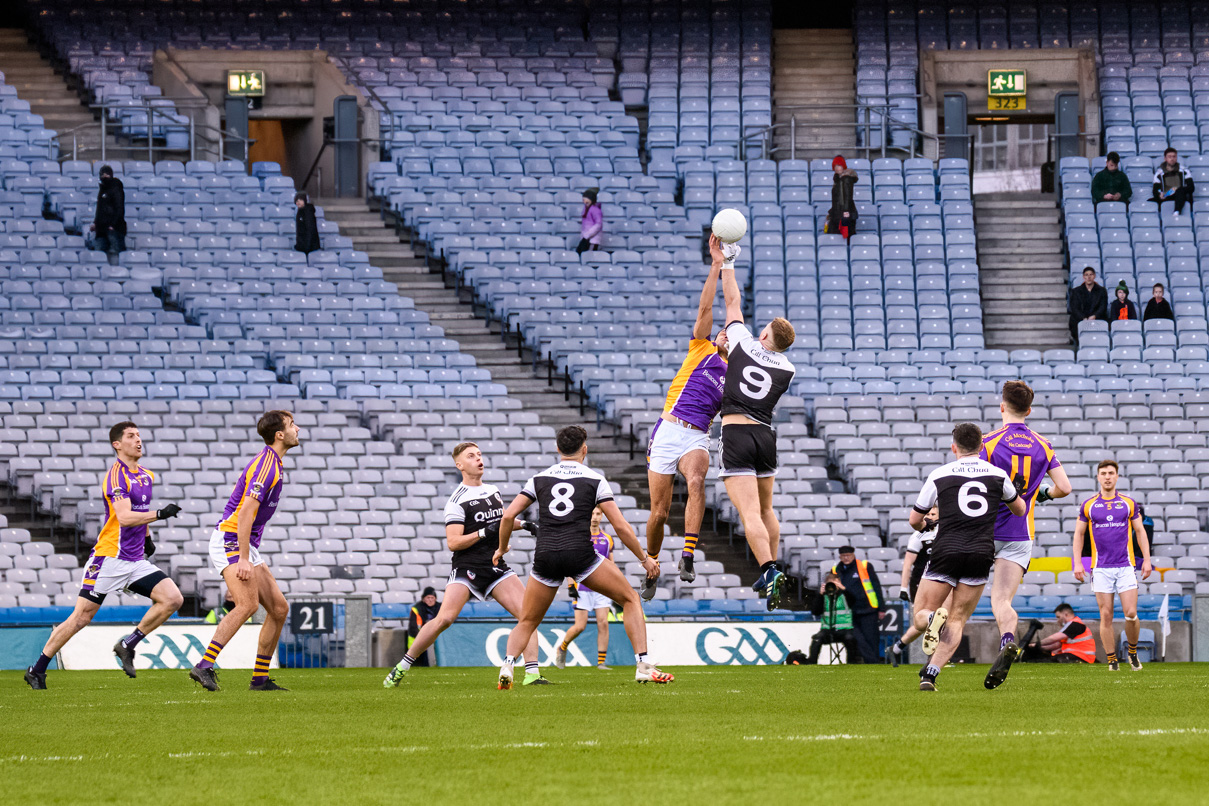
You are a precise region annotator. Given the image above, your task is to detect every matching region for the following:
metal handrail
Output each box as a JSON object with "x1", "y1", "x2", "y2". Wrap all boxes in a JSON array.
[{"x1": 740, "y1": 104, "x2": 944, "y2": 161}]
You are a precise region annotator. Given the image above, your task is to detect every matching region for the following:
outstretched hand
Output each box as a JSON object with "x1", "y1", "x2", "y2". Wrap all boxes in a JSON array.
[{"x1": 708, "y1": 233, "x2": 725, "y2": 265}]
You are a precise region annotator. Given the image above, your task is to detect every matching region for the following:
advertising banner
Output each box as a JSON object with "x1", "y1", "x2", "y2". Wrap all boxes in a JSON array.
[
  {"x1": 58, "y1": 624, "x2": 277, "y2": 671},
  {"x1": 0, "y1": 627, "x2": 54, "y2": 670},
  {"x1": 434, "y1": 621, "x2": 821, "y2": 667}
]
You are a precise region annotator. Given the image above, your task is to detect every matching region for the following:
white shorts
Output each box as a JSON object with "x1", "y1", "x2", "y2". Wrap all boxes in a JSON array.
[
  {"x1": 575, "y1": 588, "x2": 613, "y2": 611},
  {"x1": 647, "y1": 418, "x2": 711, "y2": 476},
  {"x1": 1093, "y1": 566, "x2": 1138, "y2": 595},
  {"x1": 994, "y1": 539, "x2": 1033, "y2": 571},
  {"x1": 80, "y1": 554, "x2": 166, "y2": 602},
  {"x1": 208, "y1": 528, "x2": 266, "y2": 574}
]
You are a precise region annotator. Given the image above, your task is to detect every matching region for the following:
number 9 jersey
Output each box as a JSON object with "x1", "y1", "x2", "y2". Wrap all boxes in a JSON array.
[
  {"x1": 720, "y1": 321, "x2": 796, "y2": 425},
  {"x1": 519, "y1": 461, "x2": 617, "y2": 588}
]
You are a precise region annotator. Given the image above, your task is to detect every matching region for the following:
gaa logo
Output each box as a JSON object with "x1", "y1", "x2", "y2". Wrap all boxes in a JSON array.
[{"x1": 1107, "y1": 515, "x2": 1114, "y2": 521}]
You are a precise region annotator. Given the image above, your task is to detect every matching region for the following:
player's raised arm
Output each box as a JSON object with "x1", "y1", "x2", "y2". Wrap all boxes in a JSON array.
[
  {"x1": 493, "y1": 493, "x2": 531, "y2": 565},
  {"x1": 693, "y1": 245, "x2": 724, "y2": 340},
  {"x1": 713, "y1": 234, "x2": 744, "y2": 326},
  {"x1": 598, "y1": 499, "x2": 657, "y2": 579}
]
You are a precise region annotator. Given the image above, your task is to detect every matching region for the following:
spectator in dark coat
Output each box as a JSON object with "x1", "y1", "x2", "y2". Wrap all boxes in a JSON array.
[
  {"x1": 407, "y1": 587, "x2": 441, "y2": 667},
  {"x1": 294, "y1": 192, "x2": 321, "y2": 255},
  {"x1": 1109, "y1": 281, "x2": 1138, "y2": 321},
  {"x1": 826, "y1": 155, "x2": 859, "y2": 239},
  {"x1": 91, "y1": 164, "x2": 126, "y2": 264},
  {"x1": 831, "y1": 546, "x2": 886, "y2": 663},
  {"x1": 1143, "y1": 283, "x2": 1175, "y2": 322},
  {"x1": 1091, "y1": 152, "x2": 1132, "y2": 205},
  {"x1": 1069, "y1": 266, "x2": 1109, "y2": 343}
]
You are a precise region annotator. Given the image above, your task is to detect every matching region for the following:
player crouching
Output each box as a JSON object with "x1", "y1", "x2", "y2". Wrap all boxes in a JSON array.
[{"x1": 493, "y1": 426, "x2": 673, "y2": 688}]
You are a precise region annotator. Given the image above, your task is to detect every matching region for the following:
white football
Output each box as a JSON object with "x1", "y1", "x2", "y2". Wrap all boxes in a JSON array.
[{"x1": 711, "y1": 208, "x2": 747, "y2": 243}]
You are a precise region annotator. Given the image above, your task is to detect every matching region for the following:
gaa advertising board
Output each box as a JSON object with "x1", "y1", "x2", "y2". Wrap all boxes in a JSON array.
[
  {"x1": 58, "y1": 625, "x2": 277, "y2": 671},
  {"x1": 434, "y1": 621, "x2": 823, "y2": 667}
]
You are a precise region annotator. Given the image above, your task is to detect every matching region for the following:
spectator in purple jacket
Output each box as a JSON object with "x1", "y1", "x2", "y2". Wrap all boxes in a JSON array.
[{"x1": 577, "y1": 187, "x2": 602, "y2": 254}]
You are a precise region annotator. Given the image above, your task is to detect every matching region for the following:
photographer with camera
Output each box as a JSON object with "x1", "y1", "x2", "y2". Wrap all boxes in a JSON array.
[{"x1": 804, "y1": 572, "x2": 860, "y2": 663}]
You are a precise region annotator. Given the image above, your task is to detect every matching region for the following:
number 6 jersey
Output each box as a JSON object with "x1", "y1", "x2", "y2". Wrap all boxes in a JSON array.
[
  {"x1": 912, "y1": 456, "x2": 1019, "y2": 562},
  {"x1": 720, "y1": 321, "x2": 796, "y2": 426},
  {"x1": 519, "y1": 461, "x2": 615, "y2": 560}
]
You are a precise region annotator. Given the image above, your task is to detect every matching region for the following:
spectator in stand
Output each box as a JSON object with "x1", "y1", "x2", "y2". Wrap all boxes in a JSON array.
[
  {"x1": 1152, "y1": 147, "x2": 1195, "y2": 217},
  {"x1": 826, "y1": 155, "x2": 859, "y2": 239},
  {"x1": 294, "y1": 192, "x2": 321, "y2": 256},
  {"x1": 576, "y1": 187, "x2": 602, "y2": 254},
  {"x1": 1068, "y1": 266, "x2": 1109, "y2": 344},
  {"x1": 90, "y1": 164, "x2": 126, "y2": 265},
  {"x1": 831, "y1": 545, "x2": 886, "y2": 663},
  {"x1": 1017, "y1": 605, "x2": 1096, "y2": 664},
  {"x1": 1091, "y1": 152, "x2": 1132, "y2": 206},
  {"x1": 1143, "y1": 283, "x2": 1175, "y2": 322},
  {"x1": 407, "y1": 587, "x2": 441, "y2": 667},
  {"x1": 1109, "y1": 280, "x2": 1138, "y2": 321}
]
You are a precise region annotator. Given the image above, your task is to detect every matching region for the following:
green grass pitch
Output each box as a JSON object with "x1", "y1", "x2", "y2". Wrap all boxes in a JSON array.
[{"x1": 3, "y1": 664, "x2": 1208, "y2": 805}]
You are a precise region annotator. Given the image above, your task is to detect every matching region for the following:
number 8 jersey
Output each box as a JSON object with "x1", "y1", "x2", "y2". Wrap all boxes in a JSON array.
[
  {"x1": 720, "y1": 321, "x2": 796, "y2": 425},
  {"x1": 520, "y1": 461, "x2": 616, "y2": 564}
]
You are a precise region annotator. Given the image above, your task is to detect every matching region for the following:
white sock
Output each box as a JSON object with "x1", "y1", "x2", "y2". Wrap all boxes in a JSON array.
[
  {"x1": 635, "y1": 652, "x2": 649, "y2": 665},
  {"x1": 503, "y1": 655, "x2": 516, "y2": 668},
  {"x1": 525, "y1": 661, "x2": 538, "y2": 676}
]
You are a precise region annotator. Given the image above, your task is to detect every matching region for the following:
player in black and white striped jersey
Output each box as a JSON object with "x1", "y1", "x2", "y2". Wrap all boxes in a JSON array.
[
  {"x1": 714, "y1": 235, "x2": 798, "y2": 610},
  {"x1": 908, "y1": 423, "x2": 1027, "y2": 691},
  {"x1": 493, "y1": 426, "x2": 674, "y2": 688}
]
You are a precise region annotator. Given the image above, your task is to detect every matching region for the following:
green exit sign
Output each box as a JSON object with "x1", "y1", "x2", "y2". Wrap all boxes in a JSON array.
[
  {"x1": 227, "y1": 69, "x2": 265, "y2": 97},
  {"x1": 988, "y1": 69, "x2": 1026, "y2": 97}
]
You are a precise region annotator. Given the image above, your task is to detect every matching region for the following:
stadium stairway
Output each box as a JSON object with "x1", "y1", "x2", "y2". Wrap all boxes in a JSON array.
[
  {"x1": 772, "y1": 29, "x2": 857, "y2": 160},
  {"x1": 976, "y1": 192, "x2": 1071, "y2": 351},
  {"x1": 0, "y1": 28, "x2": 118, "y2": 161}
]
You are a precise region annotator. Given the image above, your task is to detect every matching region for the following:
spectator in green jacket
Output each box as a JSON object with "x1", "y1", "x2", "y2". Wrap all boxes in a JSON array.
[{"x1": 1091, "y1": 152, "x2": 1132, "y2": 205}]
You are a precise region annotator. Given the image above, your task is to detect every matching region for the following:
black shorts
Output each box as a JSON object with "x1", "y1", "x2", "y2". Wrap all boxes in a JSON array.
[
  {"x1": 719, "y1": 423, "x2": 778, "y2": 478},
  {"x1": 908, "y1": 545, "x2": 932, "y2": 601},
  {"x1": 922, "y1": 550, "x2": 993, "y2": 588},
  {"x1": 447, "y1": 563, "x2": 514, "y2": 602},
  {"x1": 531, "y1": 547, "x2": 605, "y2": 588}
]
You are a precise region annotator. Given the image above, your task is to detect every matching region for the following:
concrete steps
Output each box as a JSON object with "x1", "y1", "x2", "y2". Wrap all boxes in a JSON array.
[
  {"x1": 0, "y1": 28, "x2": 123, "y2": 160},
  {"x1": 772, "y1": 29, "x2": 856, "y2": 160},
  {"x1": 975, "y1": 192, "x2": 1071, "y2": 351}
]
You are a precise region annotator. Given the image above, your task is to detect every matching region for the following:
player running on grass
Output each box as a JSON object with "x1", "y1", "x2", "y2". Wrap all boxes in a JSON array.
[
  {"x1": 556, "y1": 506, "x2": 616, "y2": 670},
  {"x1": 910, "y1": 423, "x2": 1026, "y2": 692},
  {"x1": 384, "y1": 442, "x2": 546, "y2": 687},
  {"x1": 642, "y1": 254, "x2": 728, "y2": 599},
  {"x1": 1072, "y1": 459, "x2": 1152, "y2": 671},
  {"x1": 980, "y1": 381, "x2": 1072, "y2": 689},
  {"x1": 888, "y1": 506, "x2": 937, "y2": 667},
  {"x1": 188, "y1": 410, "x2": 298, "y2": 692},
  {"x1": 714, "y1": 234, "x2": 797, "y2": 609},
  {"x1": 25, "y1": 422, "x2": 184, "y2": 690},
  {"x1": 494, "y1": 426, "x2": 672, "y2": 688}
]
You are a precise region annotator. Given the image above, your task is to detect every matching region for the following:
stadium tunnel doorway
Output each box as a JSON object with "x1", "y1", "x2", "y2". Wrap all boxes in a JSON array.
[{"x1": 248, "y1": 119, "x2": 310, "y2": 182}]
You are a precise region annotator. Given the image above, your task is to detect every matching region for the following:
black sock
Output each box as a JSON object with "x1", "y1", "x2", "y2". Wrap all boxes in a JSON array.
[
  {"x1": 760, "y1": 561, "x2": 776, "y2": 573},
  {"x1": 32, "y1": 653, "x2": 51, "y2": 674}
]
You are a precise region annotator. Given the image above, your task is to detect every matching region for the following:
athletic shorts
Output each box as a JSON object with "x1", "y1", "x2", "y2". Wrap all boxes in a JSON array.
[
  {"x1": 994, "y1": 538, "x2": 1033, "y2": 571},
  {"x1": 446, "y1": 564, "x2": 516, "y2": 602},
  {"x1": 1092, "y1": 566, "x2": 1138, "y2": 595},
  {"x1": 575, "y1": 588, "x2": 612, "y2": 611},
  {"x1": 79, "y1": 553, "x2": 167, "y2": 604},
  {"x1": 922, "y1": 551, "x2": 993, "y2": 588},
  {"x1": 718, "y1": 423, "x2": 777, "y2": 478},
  {"x1": 647, "y1": 418, "x2": 711, "y2": 476},
  {"x1": 208, "y1": 528, "x2": 266, "y2": 574},
  {"x1": 531, "y1": 550, "x2": 606, "y2": 589}
]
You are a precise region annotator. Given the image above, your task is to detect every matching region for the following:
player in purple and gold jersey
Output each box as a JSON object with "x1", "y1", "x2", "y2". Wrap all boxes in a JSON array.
[
  {"x1": 556, "y1": 507, "x2": 618, "y2": 670},
  {"x1": 24, "y1": 422, "x2": 184, "y2": 690},
  {"x1": 1073, "y1": 459, "x2": 1152, "y2": 671},
  {"x1": 189, "y1": 410, "x2": 300, "y2": 692},
  {"x1": 980, "y1": 381, "x2": 1073, "y2": 689},
  {"x1": 642, "y1": 252, "x2": 728, "y2": 599}
]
